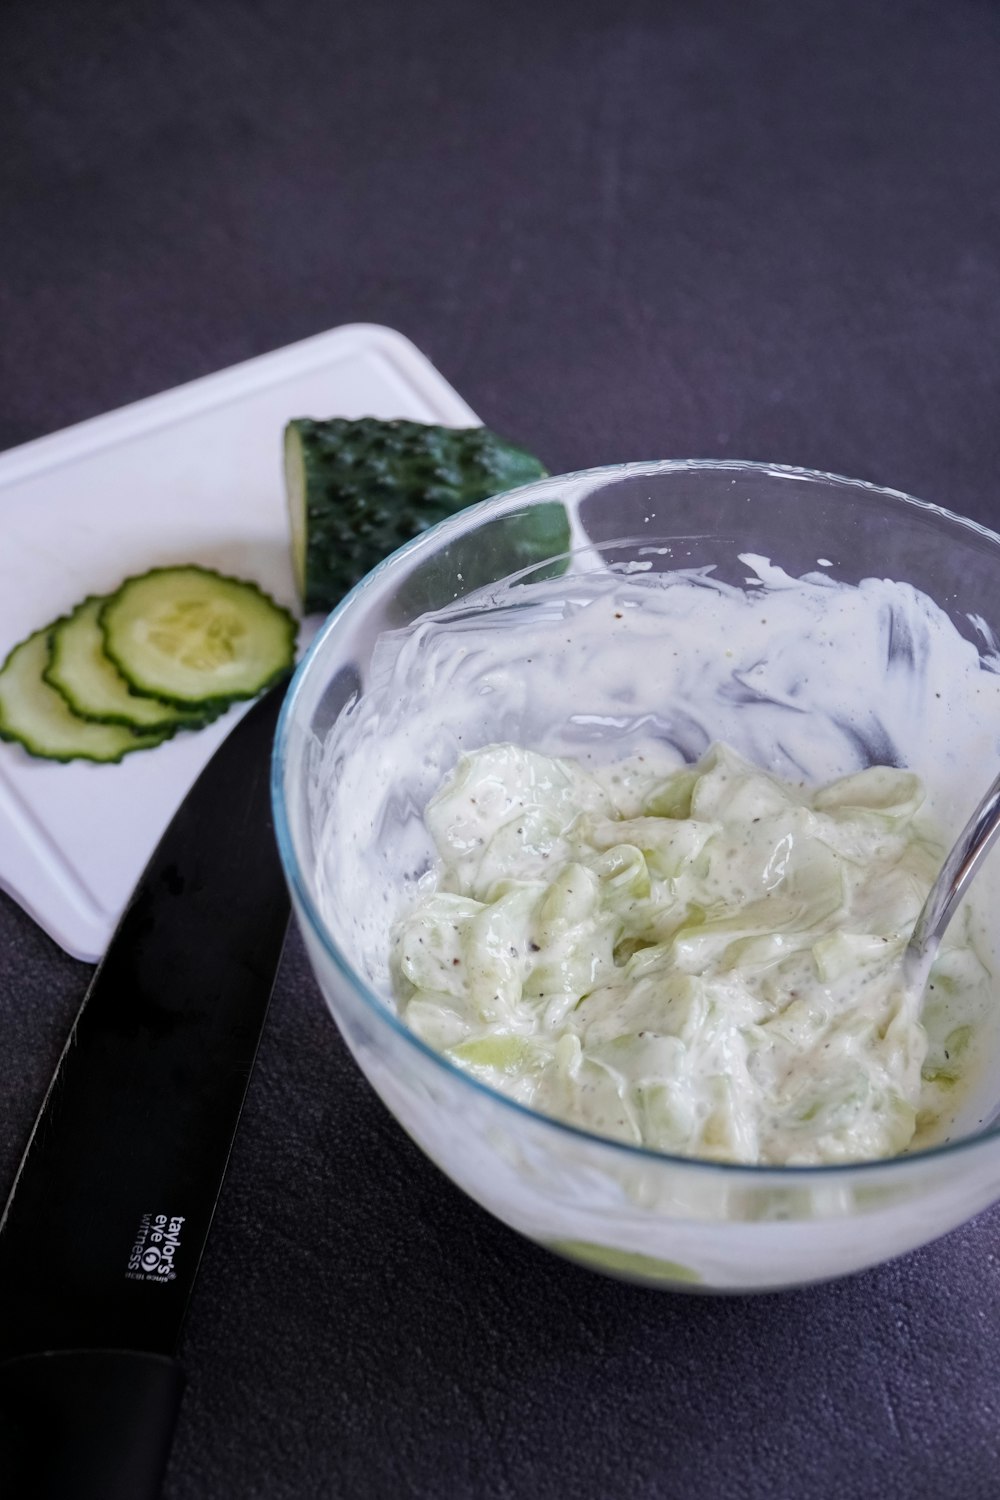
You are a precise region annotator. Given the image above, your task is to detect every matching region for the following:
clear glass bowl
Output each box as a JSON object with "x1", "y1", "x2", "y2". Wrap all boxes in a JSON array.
[{"x1": 272, "y1": 460, "x2": 1000, "y2": 1292}]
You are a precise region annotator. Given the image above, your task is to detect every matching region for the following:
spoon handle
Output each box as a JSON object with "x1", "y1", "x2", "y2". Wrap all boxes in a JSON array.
[{"x1": 906, "y1": 767, "x2": 1000, "y2": 978}]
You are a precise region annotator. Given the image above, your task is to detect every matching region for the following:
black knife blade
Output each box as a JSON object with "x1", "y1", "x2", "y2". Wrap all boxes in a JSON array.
[{"x1": 0, "y1": 682, "x2": 291, "y2": 1499}]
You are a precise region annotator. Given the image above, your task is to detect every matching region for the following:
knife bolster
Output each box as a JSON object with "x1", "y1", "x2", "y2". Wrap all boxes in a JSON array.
[{"x1": 0, "y1": 1348, "x2": 184, "y2": 1499}]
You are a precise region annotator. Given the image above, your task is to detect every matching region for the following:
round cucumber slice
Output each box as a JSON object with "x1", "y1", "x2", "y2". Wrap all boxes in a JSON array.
[
  {"x1": 0, "y1": 627, "x2": 169, "y2": 763},
  {"x1": 45, "y1": 596, "x2": 217, "y2": 732},
  {"x1": 100, "y1": 566, "x2": 297, "y2": 709}
]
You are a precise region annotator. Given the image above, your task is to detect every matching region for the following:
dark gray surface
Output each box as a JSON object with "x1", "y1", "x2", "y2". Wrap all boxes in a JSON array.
[{"x1": 3, "y1": 0, "x2": 1000, "y2": 1495}]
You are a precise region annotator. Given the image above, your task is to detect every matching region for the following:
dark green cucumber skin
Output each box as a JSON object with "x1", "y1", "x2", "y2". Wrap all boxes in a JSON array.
[{"x1": 290, "y1": 418, "x2": 547, "y2": 612}]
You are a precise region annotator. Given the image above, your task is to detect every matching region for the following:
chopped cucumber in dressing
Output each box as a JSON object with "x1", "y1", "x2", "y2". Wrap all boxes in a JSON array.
[{"x1": 392, "y1": 742, "x2": 989, "y2": 1167}]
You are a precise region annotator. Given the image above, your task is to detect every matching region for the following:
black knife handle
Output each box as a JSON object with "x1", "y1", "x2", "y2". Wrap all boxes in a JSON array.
[{"x1": 0, "y1": 1349, "x2": 184, "y2": 1499}]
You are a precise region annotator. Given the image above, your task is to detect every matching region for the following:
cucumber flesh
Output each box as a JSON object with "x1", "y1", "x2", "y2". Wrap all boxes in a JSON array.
[
  {"x1": 0, "y1": 628, "x2": 169, "y2": 763},
  {"x1": 45, "y1": 596, "x2": 215, "y2": 732},
  {"x1": 100, "y1": 566, "x2": 297, "y2": 709},
  {"x1": 286, "y1": 426, "x2": 308, "y2": 601}
]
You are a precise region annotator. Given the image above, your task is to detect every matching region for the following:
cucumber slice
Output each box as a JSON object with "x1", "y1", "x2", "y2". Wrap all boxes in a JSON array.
[
  {"x1": 100, "y1": 565, "x2": 296, "y2": 709},
  {"x1": 0, "y1": 627, "x2": 169, "y2": 763},
  {"x1": 45, "y1": 596, "x2": 217, "y2": 732}
]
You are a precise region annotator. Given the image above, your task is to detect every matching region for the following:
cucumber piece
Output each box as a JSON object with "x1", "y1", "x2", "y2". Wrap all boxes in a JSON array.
[
  {"x1": 284, "y1": 417, "x2": 548, "y2": 612},
  {"x1": 0, "y1": 627, "x2": 169, "y2": 763},
  {"x1": 547, "y1": 1240, "x2": 703, "y2": 1286},
  {"x1": 45, "y1": 596, "x2": 217, "y2": 732},
  {"x1": 100, "y1": 565, "x2": 296, "y2": 709},
  {"x1": 390, "y1": 498, "x2": 572, "y2": 622}
]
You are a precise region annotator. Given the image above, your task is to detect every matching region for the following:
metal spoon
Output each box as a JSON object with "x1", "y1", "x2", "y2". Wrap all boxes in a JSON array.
[{"x1": 903, "y1": 768, "x2": 1000, "y2": 995}]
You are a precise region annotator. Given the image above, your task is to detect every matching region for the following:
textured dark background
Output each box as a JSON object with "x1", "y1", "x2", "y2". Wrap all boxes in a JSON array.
[{"x1": 3, "y1": 0, "x2": 1000, "y2": 1495}]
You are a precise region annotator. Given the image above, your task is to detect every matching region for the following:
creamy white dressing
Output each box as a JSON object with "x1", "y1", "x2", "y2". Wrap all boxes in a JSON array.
[
  {"x1": 391, "y1": 742, "x2": 989, "y2": 1166},
  {"x1": 311, "y1": 556, "x2": 1000, "y2": 1163}
]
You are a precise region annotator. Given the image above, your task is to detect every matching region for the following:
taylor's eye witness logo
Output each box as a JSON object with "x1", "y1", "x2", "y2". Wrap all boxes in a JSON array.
[{"x1": 126, "y1": 1213, "x2": 185, "y2": 1282}]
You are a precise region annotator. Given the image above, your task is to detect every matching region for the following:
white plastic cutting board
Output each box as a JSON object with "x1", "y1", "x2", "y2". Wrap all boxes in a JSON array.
[{"x1": 0, "y1": 324, "x2": 479, "y2": 961}]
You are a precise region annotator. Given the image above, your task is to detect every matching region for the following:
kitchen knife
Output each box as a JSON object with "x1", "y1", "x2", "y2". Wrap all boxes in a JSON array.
[{"x1": 0, "y1": 682, "x2": 291, "y2": 1499}]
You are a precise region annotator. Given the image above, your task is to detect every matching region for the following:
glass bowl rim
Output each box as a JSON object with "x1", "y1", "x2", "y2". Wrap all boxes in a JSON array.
[{"x1": 271, "y1": 456, "x2": 1000, "y2": 1182}]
